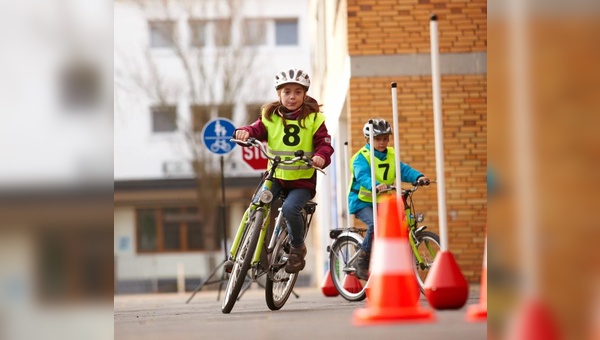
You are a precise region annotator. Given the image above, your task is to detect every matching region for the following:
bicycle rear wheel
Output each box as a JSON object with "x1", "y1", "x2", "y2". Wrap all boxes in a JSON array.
[
  {"x1": 265, "y1": 226, "x2": 298, "y2": 310},
  {"x1": 329, "y1": 235, "x2": 366, "y2": 302},
  {"x1": 412, "y1": 230, "x2": 441, "y2": 293},
  {"x1": 221, "y1": 210, "x2": 263, "y2": 314}
]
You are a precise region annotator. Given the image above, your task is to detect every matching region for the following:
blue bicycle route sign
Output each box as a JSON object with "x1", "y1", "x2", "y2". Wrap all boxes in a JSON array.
[{"x1": 201, "y1": 118, "x2": 237, "y2": 155}]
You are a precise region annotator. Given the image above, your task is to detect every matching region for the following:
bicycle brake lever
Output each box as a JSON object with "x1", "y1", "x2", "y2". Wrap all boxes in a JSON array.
[
  {"x1": 313, "y1": 167, "x2": 326, "y2": 175},
  {"x1": 230, "y1": 138, "x2": 252, "y2": 146},
  {"x1": 302, "y1": 157, "x2": 326, "y2": 175}
]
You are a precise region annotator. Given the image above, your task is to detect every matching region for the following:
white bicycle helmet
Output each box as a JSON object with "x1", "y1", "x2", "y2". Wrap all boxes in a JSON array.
[
  {"x1": 363, "y1": 118, "x2": 392, "y2": 138},
  {"x1": 274, "y1": 68, "x2": 311, "y2": 90}
]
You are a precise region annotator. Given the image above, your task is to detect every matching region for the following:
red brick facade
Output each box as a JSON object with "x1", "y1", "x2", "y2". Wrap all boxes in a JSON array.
[
  {"x1": 345, "y1": 0, "x2": 487, "y2": 282},
  {"x1": 347, "y1": 0, "x2": 487, "y2": 54}
]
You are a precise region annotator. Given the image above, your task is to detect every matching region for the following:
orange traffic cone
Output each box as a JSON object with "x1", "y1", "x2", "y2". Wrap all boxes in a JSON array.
[
  {"x1": 467, "y1": 237, "x2": 487, "y2": 321},
  {"x1": 505, "y1": 298, "x2": 560, "y2": 340},
  {"x1": 353, "y1": 197, "x2": 435, "y2": 325},
  {"x1": 321, "y1": 270, "x2": 339, "y2": 297},
  {"x1": 343, "y1": 274, "x2": 363, "y2": 294}
]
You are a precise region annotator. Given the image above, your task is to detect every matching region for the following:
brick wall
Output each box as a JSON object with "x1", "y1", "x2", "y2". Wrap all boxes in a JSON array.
[
  {"x1": 347, "y1": 0, "x2": 487, "y2": 54},
  {"x1": 348, "y1": 75, "x2": 487, "y2": 282}
]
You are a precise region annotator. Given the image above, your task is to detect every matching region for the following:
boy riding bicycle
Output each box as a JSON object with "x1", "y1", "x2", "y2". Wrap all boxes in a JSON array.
[{"x1": 348, "y1": 118, "x2": 430, "y2": 280}]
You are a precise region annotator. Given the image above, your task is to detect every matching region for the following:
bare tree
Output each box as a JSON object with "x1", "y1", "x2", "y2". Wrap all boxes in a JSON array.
[{"x1": 115, "y1": 0, "x2": 266, "y2": 251}]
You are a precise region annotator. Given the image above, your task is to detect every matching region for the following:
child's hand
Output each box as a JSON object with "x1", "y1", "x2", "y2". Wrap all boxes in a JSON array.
[
  {"x1": 311, "y1": 155, "x2": 325, "y2": 168},
  {"x1": 417, "y1": 177, "x2": 431, "y2": 186},
  {"x1": 375, "y1": 183, "x2": 388, "y2": 193},
  {"x1": 234, "y1": 130, "x2": 250, "y2": 141}
]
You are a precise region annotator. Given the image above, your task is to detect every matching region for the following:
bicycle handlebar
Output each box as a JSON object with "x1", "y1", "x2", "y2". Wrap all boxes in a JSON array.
[
  {"x1": 230, "y1": 137, "x2": 326, "y2": 175},
  {"x1": 377, "y1": 180, "x2": 437, "y2": 195}
]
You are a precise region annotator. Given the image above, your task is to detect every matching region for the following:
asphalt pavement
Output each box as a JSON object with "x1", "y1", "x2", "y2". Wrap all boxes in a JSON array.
[{"x1": 114, "y1": 284, "x2": 486, "y2": 340}]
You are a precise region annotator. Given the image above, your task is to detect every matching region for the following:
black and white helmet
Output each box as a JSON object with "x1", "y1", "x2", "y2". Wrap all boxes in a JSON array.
[
  {"x1": 274, "y1": 68, "x2": 311, "y2": 90},
  {"x1": 363, "y1": 118, "x2": 392, "y2": 138}
]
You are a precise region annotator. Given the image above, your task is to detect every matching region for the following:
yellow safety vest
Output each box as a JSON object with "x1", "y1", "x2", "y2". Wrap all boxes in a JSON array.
[
  {"x1": 261, "y1": 111, "x2": 326, "y2": 180},
  {"x1": 350, "y1": 146, "x2": 396, "y2": 202}
]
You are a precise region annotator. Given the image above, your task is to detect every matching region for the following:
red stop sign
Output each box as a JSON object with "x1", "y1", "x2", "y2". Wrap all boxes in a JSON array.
[{"x1": 241, "y1": 142, "x2": 268, "y2": 170}]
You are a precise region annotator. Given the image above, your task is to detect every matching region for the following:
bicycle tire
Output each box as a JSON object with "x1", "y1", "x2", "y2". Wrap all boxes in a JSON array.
[
  {"x1": 221, "y1": 210, "x2": 263, "y2": 313},
  {"x1": 328, "y1": 235, "x2": 366, "y2": 302},
  {"x1": 264, "y1": 228, "x2": 298, "y2": 310},
  {"x1": 412, "y1": 230, "x2": 441, "y2": 294}
]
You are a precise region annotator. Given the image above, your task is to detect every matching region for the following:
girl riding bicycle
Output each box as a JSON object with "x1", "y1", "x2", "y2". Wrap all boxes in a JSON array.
[
  {"x1": 232, "y1": 68, "x2": 334, "y2": 274},
  {"x1": 349, "y1": 118, "x2": 429, "y2": 280}
]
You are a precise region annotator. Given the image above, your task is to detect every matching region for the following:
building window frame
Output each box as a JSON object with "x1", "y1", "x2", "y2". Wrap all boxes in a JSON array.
[
  {"x1": 135, "y1": 207, "x2": 210, "y2": 253},
  {"x1": 151, "y1": 105, "x2": 178, "y2": 133},
  {"x1": 274, "y1": 18, "x2": 299, "y2": 46},
  {"x1": 149, "y1": 20, "x2": 176, "y2": 49}
]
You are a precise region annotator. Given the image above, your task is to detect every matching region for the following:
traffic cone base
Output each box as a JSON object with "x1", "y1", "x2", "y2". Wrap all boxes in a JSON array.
[
  {"x1": 342, "y1": 274, "x2": 363, "y2": 294},
  {"x1": 466, "y1": 263, "x2": 487, "y2": 321},
  {"x1": 466, "y1": 235, "x2": 487, "y2": 321},
  {"x1": 353, "y1": 305, "x2": 434, "y2": 326},
  {"x1": 506, "y1": 298, "x2": 560, "y2": 340},
  {"x1": 424, "y1": 251, "x2": 469, "y2": 310},
  {"x1": 321, "y1": 270, "x2": 339, "y2": 297},
  {"x1": 466, "y1": 303, "x2": 487, "y2": 321}
]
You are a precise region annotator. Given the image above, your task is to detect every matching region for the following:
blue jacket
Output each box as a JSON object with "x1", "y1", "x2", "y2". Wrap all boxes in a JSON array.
[{"x1": 348, "y1": 144, "x2": 423, "y2": 214}]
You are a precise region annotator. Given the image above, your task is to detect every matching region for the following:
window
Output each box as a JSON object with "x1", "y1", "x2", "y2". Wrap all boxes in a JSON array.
[
  {"x1": 137, "y1": 209, "x2": 157, "y2": 251},
  {"x1": 245, "y1": 103, "x2": 263, "y2": 125},
  {"x1": 243, "y1": 19, "x2": 267, "y2": 46},
  {"x1": 38, "y1": 226, "x2": 113, "y2": 301},
  {"x1": 187, "y1": 17, "x2": 299, "y2": 48},
  {"x1": 162, "y1": 208, "x2": 182, "y2": 250},
  {"x1": 275, "y1": 19, "x2": 298, "y2": 46},
  {"x1": 191, "y1": 105, "x2": 233, "y2": 132},
  {"x1": 217, "y1": 104, "x2": 234, "y2": 121},
  {"x1": 149, "y1": 21, "x2": 175, "y2": 48},
  {"x1": 151, "y1": 105, "x2": 177, "y2": 133},
  {"x1": 191, "y1": 105, "x2": 211, "y2": 132},
  {"x1": 189, "y1": 20, "x2": 207, "y2": 47},
  {"x1": 61, "y1": 62, "x2": 101, "y2": 111},
  {"x1": 136, "y1": 207, "x2": 208, "y2": 252},
  {"x1": 214, "y1": 19, "x2": 232, "y2": 47}
]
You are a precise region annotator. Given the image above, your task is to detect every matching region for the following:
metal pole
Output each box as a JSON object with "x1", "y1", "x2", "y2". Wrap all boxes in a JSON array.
[
  {"x1": 508, "y1": 0, "x2": 537, "y2": 295},
  {"x1": 429, "y1": 15, "x2": 449, "y2": 251},
  {"x1": 390, "y1": 82, "x2": 402, "y2": 203},
  {"x1": 344, "y1": 141, "x2": 352, "y2": 230},
  {"x1": 220, "y1": 155, "x2": 228, "y2": 260},
  {"x1": 368, "y1": 120, "x2": 378, "y2": 238}
]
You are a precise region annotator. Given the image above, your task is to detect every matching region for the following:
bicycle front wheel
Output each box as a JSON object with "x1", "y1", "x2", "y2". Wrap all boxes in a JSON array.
[
  {"x1": 329, "y1": 235, "x2": 366, "y2": 302},
  {"x1": 221, "y1": 210, "x2": 263, "y2": 314},
  {"x1": 265, "y1": 227, "x2": 298, "y2": 310},
  {"x1": 412, "y1": 230, "x2": 441, "y2": 293}
]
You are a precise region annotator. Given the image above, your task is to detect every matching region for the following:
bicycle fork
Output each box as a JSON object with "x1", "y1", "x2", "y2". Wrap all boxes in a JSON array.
[
  {"x1": 409, "y1": 227, "x2": 436, "y2": 271},
  {"x1": 228, "y1": 206, "x2": 271, "y2": 263}
]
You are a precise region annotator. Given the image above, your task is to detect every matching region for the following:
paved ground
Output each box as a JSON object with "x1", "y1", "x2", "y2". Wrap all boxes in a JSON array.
[{"x1": 114, "y1": 284, "x2": 486, "y2": 340}]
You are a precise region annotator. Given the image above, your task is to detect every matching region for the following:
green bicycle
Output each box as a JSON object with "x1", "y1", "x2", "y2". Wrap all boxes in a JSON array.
[
  {"x1": 222, "y1": 137, "x2": 324, "y2": 313},
  {"x1": 328, "y1": 182, "x2": 441, "y2": 301}
]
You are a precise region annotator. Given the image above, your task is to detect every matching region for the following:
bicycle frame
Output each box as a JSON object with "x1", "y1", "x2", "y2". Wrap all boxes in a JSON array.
[
  {"x1": 227, "y1": 138, "x2": 324, "y2": 275},
  {"x1": 229, "y1": 172, "x2": 275, "y2": 269},
  {"x1": 402, "y1": 188, "x2": 435, "y2": 267}
]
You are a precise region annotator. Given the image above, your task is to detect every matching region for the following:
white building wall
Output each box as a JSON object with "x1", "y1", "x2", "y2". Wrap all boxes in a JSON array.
[
  {"x1": 114, "y1": 0, "x2": 314, "y2": 181},
  {"x1": 114, "y1": 0, "x2": 323, "y2": 290},
  {"x1": 308, "y1": 0, "x2": 352, "y2": 285}
]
